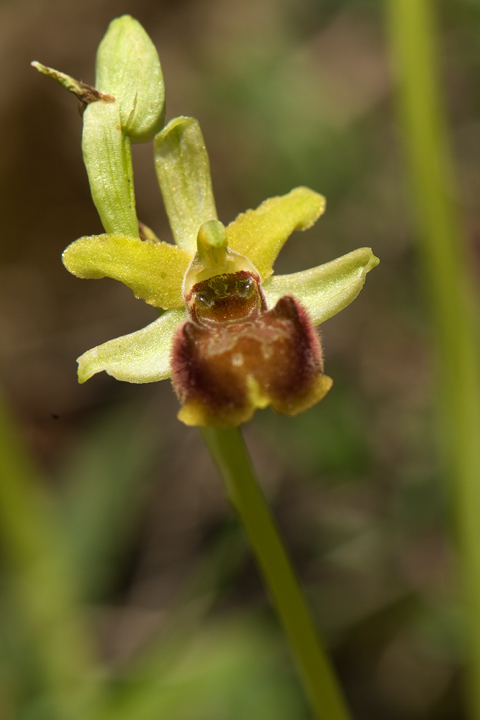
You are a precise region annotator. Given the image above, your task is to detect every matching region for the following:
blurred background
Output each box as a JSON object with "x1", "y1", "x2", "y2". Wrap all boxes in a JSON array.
[{"x1": 1, "y1": 0, "x2": 479, "y2": 717}]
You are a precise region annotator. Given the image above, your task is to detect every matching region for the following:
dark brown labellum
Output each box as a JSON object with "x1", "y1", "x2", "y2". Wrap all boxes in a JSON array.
[{"x1": 171, "y1": 271, "x2": 332, "y2": 427}]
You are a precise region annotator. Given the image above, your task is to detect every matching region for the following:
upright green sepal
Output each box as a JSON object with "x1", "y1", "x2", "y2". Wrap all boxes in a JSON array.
[
  {"x1": 95, "y1": 15, "x2": 165, "y2": 143},
  {"x1": 154, "y1": 117, "x2": 217, "y2": 253},
  {"x1": 82, "y1": 101, "x2": 138, "y2": 237}
]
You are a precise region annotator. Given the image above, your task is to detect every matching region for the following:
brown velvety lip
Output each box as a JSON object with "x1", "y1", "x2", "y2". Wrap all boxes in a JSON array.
[{"x1": 172, "y1": 272, "x2": 331, "y2": 427}]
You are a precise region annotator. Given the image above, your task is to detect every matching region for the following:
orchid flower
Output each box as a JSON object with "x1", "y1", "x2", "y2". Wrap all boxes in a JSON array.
[{"x1": 35, "y1": 16, "x2": 378, "y2": 428}]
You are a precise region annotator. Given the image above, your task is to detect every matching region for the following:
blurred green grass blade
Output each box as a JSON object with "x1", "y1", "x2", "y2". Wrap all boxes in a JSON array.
[
  {"x1": 91, "y1": 521, "x2": 247, "y2": 720},
  {"x1": 0, "y1": 583, "x2": 47, "y2": 715},
  {"x1": 59, "y1": 399, "x2": 164, "y2": 602},
  {"x1": 94, "y1": 618, "x2": 305, "y2": 720},
  {"x1": 0, "y1": 589, "x2": 21, "y2": 718},
  {"x1": 387, "y1": 1, "x2": 480, "y2": 717},
  {"x1": 0, "y1": 390, "x2": 100, "y2": 720}
]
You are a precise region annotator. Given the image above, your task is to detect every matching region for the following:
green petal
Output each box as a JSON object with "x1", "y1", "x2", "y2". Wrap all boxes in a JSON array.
[
  {"x1": 262, "y1": 248, "x2": 379, "y2": 326},
  {"x1": 154, "y1": 117, "x2": 217, "y2": 253},
  {"x1": 95, "y1": 15, "x2": 165, "y2": 143},
  {"x1": 82, "y1": 101, "x2": 138, "y2": 237},
  {"x1": 77, "y1": 308, "x2": 186, "y2": 384},
  {"x1": 63, "y1": 234, "x2": 191, "y2": 309},
  {"x1": 226, "y1": 187, "x2": 325, "y2": 280}
]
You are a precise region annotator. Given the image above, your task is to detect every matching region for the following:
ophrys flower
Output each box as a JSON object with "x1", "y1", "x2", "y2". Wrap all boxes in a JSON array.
[
  {"x1": 35, "y1": 17, "x2": 378, "y2": 427},
  {"x1": 63, "y1": 116, "x2": 378, "y2": 426}
]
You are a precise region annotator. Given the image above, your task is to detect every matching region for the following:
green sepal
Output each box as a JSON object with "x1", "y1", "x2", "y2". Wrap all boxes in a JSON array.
[
  {"x1": 82, "y1": 101, "x2": 138, "y2": 237},
  {"x1": 226, "y1": 187, "x2": 326, "y2": 280},
  {"x1": 77, "y1": 308, "x2": 186, "y2": 384},
  {"x1": 62, "y1": 234, "x2": 191, "y2": 309},
  {"x1": 262, "y1": 248, "x2": 379, "y2": 326},
  {"x1": 154, "y1": 117, "x2": 217, "y2": 253},
  {"x1": 95, "y1": 15, "x2": 165, "y2": 143}
]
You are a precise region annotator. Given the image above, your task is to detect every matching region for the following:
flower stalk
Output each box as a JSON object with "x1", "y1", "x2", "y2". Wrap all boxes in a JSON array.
[{"x1": 201, "y1": 426, "x2": 352, "y2": 720}]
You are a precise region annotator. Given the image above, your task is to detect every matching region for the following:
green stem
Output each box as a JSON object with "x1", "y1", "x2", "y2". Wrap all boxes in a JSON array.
[
  {"x1": 200, "y1": 426, "x2": 352, "y2": 720},
  {"x1": 387, "y1": 2, "x2": 480, "y2": 717}
]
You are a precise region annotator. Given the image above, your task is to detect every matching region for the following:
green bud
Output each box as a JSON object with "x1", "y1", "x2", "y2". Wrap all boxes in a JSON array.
[{"x1": 95, "y1": 15, "x2": 165, "y2": 143}]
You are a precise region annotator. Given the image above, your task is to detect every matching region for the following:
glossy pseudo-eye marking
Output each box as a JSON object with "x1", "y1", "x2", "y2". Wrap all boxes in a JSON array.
[
  {"x1": 171, "y1": 271, "x2": 332, "y2": 427},
  {"x1": 186, "y1": 270, "x2": 266, "y2": 324}
]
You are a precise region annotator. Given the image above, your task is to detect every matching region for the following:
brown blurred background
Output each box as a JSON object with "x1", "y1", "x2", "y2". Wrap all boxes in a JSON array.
[{"x1": 1, "y1": 0, "x2": 480, "y2": 717}]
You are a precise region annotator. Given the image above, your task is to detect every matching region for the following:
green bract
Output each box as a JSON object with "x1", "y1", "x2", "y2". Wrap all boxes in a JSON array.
[
  {"x1": 33, "y1": 14, "x2": 165, "y2": 238},
  {"x1": 35, "y1": 16, "x2": 379, "y2": 425},
  {"x1": 82, "y1": 101, "x2": 139, "y2": 236}
]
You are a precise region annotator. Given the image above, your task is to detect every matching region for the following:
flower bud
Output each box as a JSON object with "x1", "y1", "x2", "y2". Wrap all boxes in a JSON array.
[{"x1": 95, "y1": 15, "x2": 165, "y2": 143}]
